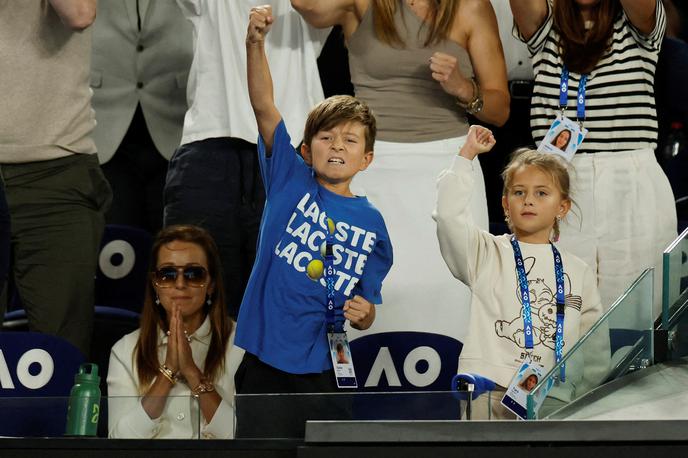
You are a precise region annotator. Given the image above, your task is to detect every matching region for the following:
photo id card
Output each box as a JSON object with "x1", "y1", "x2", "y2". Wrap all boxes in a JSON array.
[
  {"x1": 327, "y1": 332, "x2": 358, "y2": 389},
  {"x1": 500, "y1": 358, "x2": 553, "y2": 420},
  {"x1": 537, "y1": 116, "x2": 588, "y2": 162}
]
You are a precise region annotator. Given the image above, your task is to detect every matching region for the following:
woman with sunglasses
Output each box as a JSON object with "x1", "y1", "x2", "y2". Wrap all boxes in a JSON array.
[{"x1": 107, "y1": 224, "x2": 238, "y2": 439}]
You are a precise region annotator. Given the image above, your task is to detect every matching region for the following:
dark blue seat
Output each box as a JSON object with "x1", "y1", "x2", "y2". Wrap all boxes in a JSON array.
[
  {"x1": 0, "y1": 332, "x2": 86, "y2": 437},
  {"x1": 95, "y1": 224, "x2": 153, "y2": 314}
]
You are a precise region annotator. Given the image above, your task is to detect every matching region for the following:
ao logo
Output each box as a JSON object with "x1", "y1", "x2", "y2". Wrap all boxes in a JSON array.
[
  {"x1": 351, "y1": 332, "x2": 461, "y2": 390},
  {"x1": 365, "y1": 346, "x2": 442, "y2": 387},
  {"x1": 0, "y1": 349, "x2": 53, "y2": 390},
  {"x1": 99, "y1": 239, "x2": 136, "y2": 279}
]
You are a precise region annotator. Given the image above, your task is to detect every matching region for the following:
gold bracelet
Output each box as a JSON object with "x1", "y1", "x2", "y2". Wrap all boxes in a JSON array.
[
  {"x1": 456, "y1": 77, "x2": 484, "y2": 115},
  {"x1": 191, "y1": 379, "x2": 215, "y2": 398},
  {"x1": 159, "y1": 365, "x2": 177, "y2": 385}
]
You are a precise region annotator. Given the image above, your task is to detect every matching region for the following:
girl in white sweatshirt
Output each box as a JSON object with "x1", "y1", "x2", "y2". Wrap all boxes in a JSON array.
[{"x1": 434, "y1": 126, "x2": 608, "y2": 419}]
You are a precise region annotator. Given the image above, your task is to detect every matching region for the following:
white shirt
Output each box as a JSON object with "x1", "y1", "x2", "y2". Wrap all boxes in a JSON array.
[
  {"x1": 176, "y1": 0, "x2": 331, "y2": 147},
  {"x1": 107, "y1": 317, "x2": 242, "y2": 439},
  {"x1": 490, "y1": 0, "x2": 533, "y2": 81}
]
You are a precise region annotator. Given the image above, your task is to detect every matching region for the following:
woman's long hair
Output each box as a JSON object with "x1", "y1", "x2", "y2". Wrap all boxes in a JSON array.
[
  {"x1": 372, "y1": 0, "x2": 459, "y2": 47},
  {"x1": 553, "y1": 0, "x2": 622, "y2": 74},
  {"x1": 134, "y1": 225, "x2": 231, "y2": 391}
]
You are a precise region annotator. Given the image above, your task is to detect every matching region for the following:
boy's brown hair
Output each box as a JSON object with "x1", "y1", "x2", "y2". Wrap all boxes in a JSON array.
[{"x1": 303, "y1": 95, "x2": 377, "y2": 152}]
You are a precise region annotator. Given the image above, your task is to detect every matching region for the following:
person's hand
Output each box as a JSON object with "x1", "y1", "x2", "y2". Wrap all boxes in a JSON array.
[
  {"x1": 459, "y1": 125, "x2": 496, "y2": 160},
  {"x1": 247, "y1": 5, "x2": 273, "y2": 45},
  {"x1": 163, "y1": 306, "x2": 180, "y2": 374},
  {"x1": 429, "y1": 52, "x2": 473, "y2": 101},
  {"x1": 174, "y1": 307, "x2": 201, "y2": 382},
  {"x1": 344, "y1": 295, "x2": 376, "y2": 330}
]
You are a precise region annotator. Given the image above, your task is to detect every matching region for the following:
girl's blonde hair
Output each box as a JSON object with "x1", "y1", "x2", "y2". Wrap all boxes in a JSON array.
[
  {"x1": 501, "y1": 148, "x2": 574, "y2": 242},
  {"x1": 372, "y1": 0, "x2": 459, "y2": 47}
]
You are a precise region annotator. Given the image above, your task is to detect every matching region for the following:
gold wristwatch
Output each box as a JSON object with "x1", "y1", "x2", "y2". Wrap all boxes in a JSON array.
[{"x1": 457, "y1": 78, "x2": 483, "y2": 115}]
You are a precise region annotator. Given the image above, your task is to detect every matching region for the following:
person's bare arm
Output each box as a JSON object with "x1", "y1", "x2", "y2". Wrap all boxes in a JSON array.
[
  {"x1": 509, "y1": 0, "x2": 547, "y2": 41},
  {"x1": 246, "y1": 6, "x2": 281, "y2": 154},
  {"x1": 290, "y1": 0, "x2": 367, "y2": 36},
  {"x1": 464, "y1": 0, "x2": 510, "y2": 126},
  {"x1": 621, "y1": 0, "x2": 658, "y2": 35},
  {"x1": 48, "y1": 0, "x2": 96, "y2": 30}
]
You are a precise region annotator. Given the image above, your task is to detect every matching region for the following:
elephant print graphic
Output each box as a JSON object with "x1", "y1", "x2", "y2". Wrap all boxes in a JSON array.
[{"x1": 495, "y1": 256, "x2": 582, "y2": 351}]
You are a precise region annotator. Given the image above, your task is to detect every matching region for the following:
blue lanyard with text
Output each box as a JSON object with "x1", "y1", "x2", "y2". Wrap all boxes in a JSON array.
[
  {"x1": 560, "y1": 65, "x2": 588, "y2": 126},
  {"x1": 324, "y1": 231, "x2": 344, "y2": 333},
  {"x1": 510, "y1": 236, "x2": 567, "y2": 382}
]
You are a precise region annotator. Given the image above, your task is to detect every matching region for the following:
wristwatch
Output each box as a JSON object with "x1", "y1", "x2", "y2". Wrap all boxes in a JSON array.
[{"x1": 457, "y1": 78, "x2": 484, "y2": 115}]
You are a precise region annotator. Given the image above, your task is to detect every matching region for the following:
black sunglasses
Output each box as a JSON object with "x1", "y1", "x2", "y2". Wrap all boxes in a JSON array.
[{"x1": 152, "y1": 265, "x2": 208, "y2": 288}]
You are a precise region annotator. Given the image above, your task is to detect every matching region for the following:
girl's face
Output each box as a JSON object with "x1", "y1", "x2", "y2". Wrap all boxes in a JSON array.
[
  {"x1": 524, "y1": 375, "x2": 538, "y2": 391},
  {"x1": 152, "y1": 240, "x2": 214, "y2": 332},
  {"x1": 554, "y1": 130, "x2": 571, "y2": 149},
  {"x1": 502, "y1": 165, "x2": 571, "y2": 244}
]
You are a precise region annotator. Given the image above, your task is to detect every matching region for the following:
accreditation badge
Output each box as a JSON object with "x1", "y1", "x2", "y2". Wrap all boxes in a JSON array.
[
  {"x1": 500, "y1": 356, "x2": 552, "y2": 420},
  {"x1": 537, "y1": 116, "x2": 588, "y2": 162},
  {"x1": 328, "y1": 332, "x2": 357, "y2": 389}
]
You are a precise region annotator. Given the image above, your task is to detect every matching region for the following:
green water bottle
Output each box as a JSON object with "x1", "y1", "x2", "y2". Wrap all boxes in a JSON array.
[{"x1": 65, "y1": 363, "x2": 101, "y2": 436}]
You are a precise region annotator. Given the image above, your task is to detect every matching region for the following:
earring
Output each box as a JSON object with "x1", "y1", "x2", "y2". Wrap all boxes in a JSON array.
[
  {"x1": 556, "y1": 215, "x2": 562, "y2": 223},
  {"x1": 504, "y1": 211, "x2": 511, "y2": 225},
  {"x1": 155, "y1": 296, "x2": 161, "y2": 306},
  {"x1": 206, "y1": 295, "x2": 212, "y2": 307}
]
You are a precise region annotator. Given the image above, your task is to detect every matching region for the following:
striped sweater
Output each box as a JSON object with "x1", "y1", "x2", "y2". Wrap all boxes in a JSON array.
[{"x1": 518, "y1": 0, "x2": 666, "y2": 154}]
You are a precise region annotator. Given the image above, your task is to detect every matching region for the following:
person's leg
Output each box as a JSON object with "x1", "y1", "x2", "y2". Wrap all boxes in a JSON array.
[
  {"x1": 234, "y1": 352, "x2": 340, "y2": 438},
  {"x1": 143, "y1": 151, "x2": 168, "y2": 236},
  {"x1": 0, "y1": 180, "x2": 10, "y2": 318},
  {"x1": 164, "y1": 137, "x2": 263, "y2": 320},
  {"x1": 3, "y1": 155, "x2": 111, "y2": 355},
  {"x1": 102, "y1": 106, "x2": 167, "y2": 235},
  {"x1": 237, "y1": 142, "x2": 266, "y2": 316},
  {"x1": 594, "y1": 150, "x2": 677, "y2": 320},
  {"x1": 557, "y1": 153, "x2": 600, "y2": 295}
]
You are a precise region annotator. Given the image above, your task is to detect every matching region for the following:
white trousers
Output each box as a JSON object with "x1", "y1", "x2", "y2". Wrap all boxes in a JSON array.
[
  {"x1": 350, "y1": 137, "x2": 489, "y2": 341},
  {"x1": 556, "y1": 148, "x2": 677, "y2": 320}
]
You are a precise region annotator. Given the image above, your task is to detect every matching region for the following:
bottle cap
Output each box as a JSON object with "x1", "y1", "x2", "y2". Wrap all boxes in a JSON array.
[{"x1": 74, "y1": 363, "x2": 100, "y2": 384}]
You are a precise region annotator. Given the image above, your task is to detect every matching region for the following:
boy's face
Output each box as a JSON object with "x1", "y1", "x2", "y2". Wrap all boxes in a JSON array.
[{"x1": 301, "y1": 121, "x2": 373, "y2": 196}]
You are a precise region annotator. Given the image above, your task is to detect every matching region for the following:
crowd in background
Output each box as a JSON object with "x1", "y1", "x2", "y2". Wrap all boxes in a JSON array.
[{"x1": 0, "y1": 0, "x2": 687, "y2": 438}]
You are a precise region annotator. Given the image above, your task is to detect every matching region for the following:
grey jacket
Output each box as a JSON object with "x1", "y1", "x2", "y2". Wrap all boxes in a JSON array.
[{"x1": 90, "y1": 0, "x2": 193, "y2": 162}]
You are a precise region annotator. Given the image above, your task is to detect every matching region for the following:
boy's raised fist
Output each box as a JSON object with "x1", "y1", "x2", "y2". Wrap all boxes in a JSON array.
[{"x1": 247, "y1": 5, "x2": 273, "y2": 44}]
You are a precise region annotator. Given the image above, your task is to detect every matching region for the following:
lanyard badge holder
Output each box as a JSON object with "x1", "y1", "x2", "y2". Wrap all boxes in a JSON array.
[
  {"x1": 537, "y1": 65, "x2": 589, "y2": 162},
  {"x1": 323, "y1": 219, "x2": 358, "y2": 389},
  {"x1": 501, "y1": 237, "x2": 566, "y2": 419}
]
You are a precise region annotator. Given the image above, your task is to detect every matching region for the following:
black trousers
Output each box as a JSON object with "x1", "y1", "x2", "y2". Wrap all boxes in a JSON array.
[
  {"x1": 163, "y1": 136, "x2": 265, "y2": 319},
  {"x1": 234, "y1": 352, "x2": 350, "y2": 438},
  {"x1": 101, "y1": 105, "x2": 168, "y2": 235}
]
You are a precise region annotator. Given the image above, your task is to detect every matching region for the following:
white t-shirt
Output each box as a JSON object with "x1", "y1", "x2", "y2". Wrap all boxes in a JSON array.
[
  {"x1": 176, "y1": 0, "x2": 331, "y2": 147},
  {"x1": 433, "y1": 156, "x2": 610, "y2": 401}
]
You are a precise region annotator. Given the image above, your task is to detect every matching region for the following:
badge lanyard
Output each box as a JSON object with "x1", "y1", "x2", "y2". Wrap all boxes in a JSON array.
[
  {"x1": 510, "y1": 236, "x2": 566, "y2": 382},
  {"x1": 323, "y1": 218, "x2": 358, "y2": 388},
  {"x1": 559, "y1": 65, "x2": 588, "y2": 128},
  {"x1": 323, "y1": 231, "x2": 344, "y2": 333}
]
